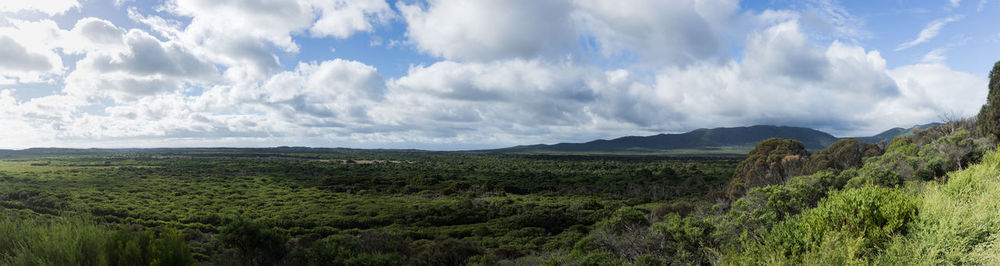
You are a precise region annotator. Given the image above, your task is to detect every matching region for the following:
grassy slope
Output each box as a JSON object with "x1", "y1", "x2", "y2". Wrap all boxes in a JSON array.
[{"x1": 879, "y1": 149, "x2": 1000, "y2": 264}]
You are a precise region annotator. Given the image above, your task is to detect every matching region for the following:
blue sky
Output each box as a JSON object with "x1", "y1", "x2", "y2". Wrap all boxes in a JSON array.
[{"x1": 0, "y1": 0, "x2": 997, "y2": 149}]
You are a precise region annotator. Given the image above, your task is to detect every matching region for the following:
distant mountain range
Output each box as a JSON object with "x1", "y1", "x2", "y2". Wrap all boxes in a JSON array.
[
  {"x1": 854, "y1": 123, "x2": 941, "y2": 144},
  {"x1": 491, "y1": 124, "x2": 941, "y2": 154}
]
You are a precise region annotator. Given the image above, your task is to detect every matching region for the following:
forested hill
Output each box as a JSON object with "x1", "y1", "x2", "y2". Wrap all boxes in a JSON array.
[
  {"x1": 495, "y1": 125, "x2": 840, "y2": 153},
  {"x1": 854, "y1": 123, "x2": 942, "y2": 144}
]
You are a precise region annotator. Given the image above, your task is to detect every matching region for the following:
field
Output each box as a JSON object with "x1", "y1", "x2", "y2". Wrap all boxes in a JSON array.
[{"x1": 0, "y1": 148, "x2": 738, "y2": 264}]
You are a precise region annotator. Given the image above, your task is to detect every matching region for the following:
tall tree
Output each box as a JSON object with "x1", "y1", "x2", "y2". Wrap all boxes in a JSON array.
[{"x1": 977, "y1": 60, "x2": 1000, "y2": 139}]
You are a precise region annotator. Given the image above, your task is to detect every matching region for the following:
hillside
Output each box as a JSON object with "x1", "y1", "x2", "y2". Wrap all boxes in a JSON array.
[
  {"x1": 496, "y1": 125, "x2": 840, "y2": 154},
  {"x1": 854, "y1": 123, "x2": 942, "y2": 144}
]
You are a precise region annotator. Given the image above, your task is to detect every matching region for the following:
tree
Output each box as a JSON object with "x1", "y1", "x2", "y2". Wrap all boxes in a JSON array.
[
  {"x1": 726, "y1": 138, "x2": 807, "y2": 199},
  {"x1": 976, "y1": 60, "x2": 1000, "y2": 139}
]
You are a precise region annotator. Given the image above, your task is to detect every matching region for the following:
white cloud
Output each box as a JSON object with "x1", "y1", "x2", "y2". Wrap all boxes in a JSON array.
[
  {"x1": 884, "y1": 64, "x2": 985, "y2": 125},
  {"x1": 0, "y1": 0, "x2": 79, "y2": 16},
  {"x1": 0, "y1": 1, "x2": 991, "y2": 149},
  {"x1": 921, "y1": 48, "x2": 948, "y2": 64},
  {"x1": 896, "y1": 16, "x2": 962, "y2": 51},
  {"x1": 0, "y1": 19, "x2": 65, "y2": 83},
  {"x1": 308, "y1": 0, "x2": 394, "y2": 38},
  {"x1": 151, "y1": 0, "x2": 394, "y2": 81},
  {"x1": 398, "y1": 0, "x2": 578, "y2": 61},
  {"x1": 64, "y1": 27, "x2": 218, "y2": 102},
  {"x1": 634, "y1": 21, "x2": 951, "y2": 136},
  {"x1": 951, "y1": 0, "x2": 962, "y2": 7},
  {"x1": 574, "y1": 0, "x2": 739, "y2": 65},
  {"x1": 252, "y1": 59, "x2": 386, "y2": 122}
]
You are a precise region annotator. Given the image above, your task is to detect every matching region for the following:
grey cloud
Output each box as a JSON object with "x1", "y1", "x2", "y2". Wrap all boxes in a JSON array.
[
  {"x1": 92, "y1": 30, "x2": 216, "y2": 79},
  {"x1": 398, "y1": 0, "x2": 578, "y2": 61},
  {"x1": 0, "y1": 36, "x2": 54, "y2": 72},
  {"x1": 575, "y1": 0, "x2": 736, "y2": 65}
]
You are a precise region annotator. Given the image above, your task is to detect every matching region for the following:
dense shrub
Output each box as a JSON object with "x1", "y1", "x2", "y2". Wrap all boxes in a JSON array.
[
  {"x1": 0, "y1": 216, "x2": 194, "y2": 266},
  {"x1": 652, "y1": 213, "x2": 715, "y2": 264},
  {"x1": 879, "y1": 150, "x2": 1000, "y2": 264},
  {"x1": 598, "y1": 207, "x2": 649, "y2": 233},
  {"x1": 727, "y1": 138, "x2": 808, "y2": 199},
  {"x1": 220, "y1": 218, "x2": 288, "y2": 265},
  {"x1": 410, "y1": 237, "x2": 484, "y2": 266},
  {"x1": 106, "y1": 227, "x2": 194, "y2": 266},
  {"x1": 802, "y1": 138, "x2": 882, "y2": 175},
  {"x1": 732, "y1": 185, "x2": 918, "y2": 263}
]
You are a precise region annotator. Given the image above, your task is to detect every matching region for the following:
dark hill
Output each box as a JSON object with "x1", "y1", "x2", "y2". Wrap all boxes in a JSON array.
[
  {"x1": 854, "y1": 123, "x2": 941, "y2": 144},
  {"x1": 495, "y1": 125, "x2": 839, "y2": 154}
]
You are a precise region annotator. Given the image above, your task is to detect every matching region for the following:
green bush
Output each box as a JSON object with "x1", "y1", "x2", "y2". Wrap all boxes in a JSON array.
[
  {"x1": 879, "y1": 150, "x2": 1000, "y2": 264},
  {"x1": 598, "y1": 207, "x2": 649, "y2": 233},
  {"x1": 578, "y1": 251, "x2": 624, "y2": 266},
  {"x1": 733, "y1": 185, "x2": 918, "y2": 263},
  {"x1": 409, "y1": 237, "x2": 483, "y2": 266},
  {"x1": 727, "y1": 139, "x2": 807, "y2": 199},
  {"x1": 651, "y1": 213, "x2": 714, "y2": 264},
  {"x1": 220, "y1": 218, "x2": 288, "y2": 265},
  {"x1": 0, "y1": 216, "x2": 109, "y2": 265},
  {"x1": 0, "y1": 216, "x2": 194, "y2": 266},
  {"x1": 106, "y1": 227, "x2": 194, "y2": 266},
  {"x1": 846, "y1": 168, "x2": 902, "y2": 188}
]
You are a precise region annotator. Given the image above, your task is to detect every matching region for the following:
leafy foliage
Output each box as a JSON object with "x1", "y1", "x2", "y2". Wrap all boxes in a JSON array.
[
  {"x1": 977, "y1": 60, "x2": 1000, "y2": 140},
  {"x1": 726, "y1": 138, "x2": 808, "y2": 199}
]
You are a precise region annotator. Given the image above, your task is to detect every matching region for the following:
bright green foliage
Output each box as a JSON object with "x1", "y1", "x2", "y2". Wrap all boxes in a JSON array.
[
  {"x1": 977, "y1": 60, "x2": 1000, "y2": 140},
  {"x1": 732, "y1": 185, "x2": 918, "y2": 264},
  {"x1": 0, "y1": 216, "x2": 193, "y2": 266},
  {"x1": 879, "y1": 150, "x2": 1000, "y2": 264},
  {"x1": 0, "y1": 216, "x2": 109, "y2": 265},
  {"x1": 720, "y1": 171, "x2": 842, "y2": 243},
  {"x1": 651, "y1": 213, "x2": 715, "y2": 263},
  {"x1": 106, "y1": 227, "x2": 193, "y2": 266}
]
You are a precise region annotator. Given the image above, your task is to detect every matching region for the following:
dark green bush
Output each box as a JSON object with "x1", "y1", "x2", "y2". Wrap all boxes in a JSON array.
[
  {"x1": 220, "y1": 218, "x2": 288, "y2": 265},
  {"x1": 410, "y1": 237, "x2": 483, "y2": 266},
  {"x1": 599, "y1": 207, "x2": 649, "y2": 233},
  {"x1": 106, "y1": 227, "x2": 194, "y2": 266}
]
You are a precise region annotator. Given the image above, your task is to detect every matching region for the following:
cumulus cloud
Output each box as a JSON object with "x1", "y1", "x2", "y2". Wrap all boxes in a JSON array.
[
  {"x1": 61, "y1": 17, "x2": 126, "y2": 54},
  {"x1": 398, "y1": 0, "x2": 578, "y2": 61},
  {"x1": 0, "y1": 0, "x2": 79, "y2": 16},
  {"x1": 574, "y1": 0, "x2": 739, "y2": 65},
  {"x1": 0, "y1": 1, "x2": 991, "y2": 149},
  {"x1": 252, "y1": 59, "x2": 386, "y2": 122},
  {"x1": 308, "y1": 0, "x2": 394, "y2": 38},
  {"x1": 0, "y1": 36, "x2": 54, "y2": 72},
  {"x1": 149, "y1": 0, "x2": 394, "y2": 81},
  {"x1": 64, "y1": 27, "x2": 218, "y2": 102},
  {"x1": 0, "y1": 19, "x2": 65, "y2": 83},
  {"x1": 896, "y1": 16, "x2": 962, "y2": 51}
]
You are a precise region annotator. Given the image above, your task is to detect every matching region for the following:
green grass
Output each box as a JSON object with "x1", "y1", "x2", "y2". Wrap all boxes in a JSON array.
[{"x1": 878, "y1": 149, "x2": 1000, "y2": 264}]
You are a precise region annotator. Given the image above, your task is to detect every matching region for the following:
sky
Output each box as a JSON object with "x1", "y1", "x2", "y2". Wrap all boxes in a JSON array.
[{"x1": 0, "y1": 0, "x2": 997, "y2": 150}]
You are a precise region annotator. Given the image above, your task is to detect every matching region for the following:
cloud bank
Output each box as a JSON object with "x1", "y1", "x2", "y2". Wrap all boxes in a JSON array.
[{"x1": 0, "y1": 0, "x2": 989, "y2": 149}]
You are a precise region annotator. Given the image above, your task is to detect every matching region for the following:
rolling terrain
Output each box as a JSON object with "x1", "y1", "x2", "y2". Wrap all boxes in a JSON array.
[{"x1": 494, "y1": 124, "x2": 936, "y2": 154}]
